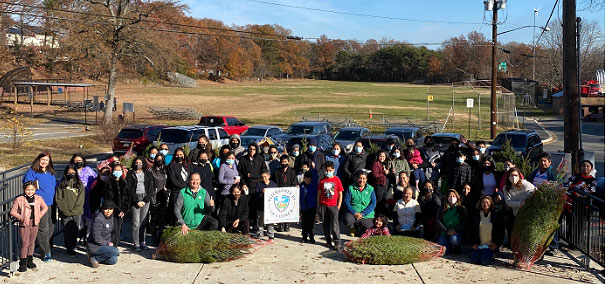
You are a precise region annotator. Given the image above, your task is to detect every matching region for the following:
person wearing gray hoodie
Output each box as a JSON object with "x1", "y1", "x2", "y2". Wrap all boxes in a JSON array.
[{"x1": 229, "y1": 134, "x2": 246, "y2": 159}]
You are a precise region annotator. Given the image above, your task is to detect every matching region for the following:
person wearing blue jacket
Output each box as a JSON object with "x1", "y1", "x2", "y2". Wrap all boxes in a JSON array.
[
  {"x1": 299, "y1": 170, "x2": 318, "y2": 243},
  {"x1": 22, "y1": 152, "x2": 56, "y2": 262}
]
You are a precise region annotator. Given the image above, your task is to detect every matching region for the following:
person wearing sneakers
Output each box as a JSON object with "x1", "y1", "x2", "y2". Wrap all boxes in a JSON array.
[
  {"x1": 317, "y1": 161, "x2": 344, "y2": 250},
  {"x1": 87, "y1": 200, "x2": 120, "y2": 268},
  {"x1": 344, "y1": 171, "x2": 376, "y2": 237}
]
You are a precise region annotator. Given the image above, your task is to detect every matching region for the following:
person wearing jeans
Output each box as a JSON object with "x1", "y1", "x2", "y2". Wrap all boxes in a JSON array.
[
  {"x1": 437, "y1": 189, "x2": 467, "y2": 255},
  {"x1": 87, "y1": 200, "x2": 119, "y2": 268},
  {"x1": 127, "y1": 157, "x2": 155, "y2": 251}
]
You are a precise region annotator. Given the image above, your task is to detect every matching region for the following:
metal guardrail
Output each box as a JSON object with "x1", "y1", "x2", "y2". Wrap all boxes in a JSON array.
[
  {"x1": 0, "y1": 164, "x2": 68, "y2": 272},
  {"x1": 559, "y1": 188, "x2": 605, "y2": 269}
]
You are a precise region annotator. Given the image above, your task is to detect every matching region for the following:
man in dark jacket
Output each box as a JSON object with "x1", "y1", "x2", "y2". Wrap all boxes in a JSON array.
[
  {"x1": 218, "y1": 185, "x2": 249, "y2": 234},
  {"x1": 273, "y1": 155, "x2": 298, "y2": 232},
  {"x1": 342, "y1": 141, "x2": 368, "y2": 186},
  {"x1": 447, "y1": 151, "x2": 473, "y2": 194},
  {"x1": 297, "y1": 138, "x2": 326, "y2": 181},
  {"x1": 188, "y1": 135, "x2": 211, "y2": 162},
  {"x1": 191, "y1": 151, "x2": 216, "y2": 200},
  {"x1": 87, "y1": 200, "x2": 119, "y2": 268}
]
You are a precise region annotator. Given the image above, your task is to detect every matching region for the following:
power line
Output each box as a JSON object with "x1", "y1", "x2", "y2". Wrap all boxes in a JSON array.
[
  {"x1": 534, "y1": 0, "x2": 559, "y2": 49},
  {"x1": 243, "y1": 0, "x2": 485, "y2": 25},
  {"x1": 0, "y1": 1, "x2": 279, "y2": 38}
]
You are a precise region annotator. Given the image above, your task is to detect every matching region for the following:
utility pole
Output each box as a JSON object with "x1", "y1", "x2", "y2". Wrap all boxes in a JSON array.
[
  {"x1": 532, "y1": 9, "x2": 537, "y2": 81},
  {"x1": 562, "y1": 0, "x2": 580, "y2": 174},
  {"x1": 490, "y1": 1, "x2": 499, "y2": 139}
]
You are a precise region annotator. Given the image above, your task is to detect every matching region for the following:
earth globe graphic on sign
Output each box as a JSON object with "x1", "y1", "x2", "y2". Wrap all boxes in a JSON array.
[{"x1": 274, "y1": 195, "x2": 290, "y2": 213}]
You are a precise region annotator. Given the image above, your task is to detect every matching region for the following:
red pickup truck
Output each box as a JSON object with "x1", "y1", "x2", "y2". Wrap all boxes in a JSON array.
[{"x1": 198, "y1": 116, "x2": 249, "y2": 135}]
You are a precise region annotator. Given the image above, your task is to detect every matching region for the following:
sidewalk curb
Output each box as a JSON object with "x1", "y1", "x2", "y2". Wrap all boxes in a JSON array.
[{"x1": 533, "y1": 118, "x2": 558, "y2": 145}]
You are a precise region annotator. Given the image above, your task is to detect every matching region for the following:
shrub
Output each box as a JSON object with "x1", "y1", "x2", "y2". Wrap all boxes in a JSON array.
[{"x1": 343, "y1": 235, "x2": 444, "y2": 265}]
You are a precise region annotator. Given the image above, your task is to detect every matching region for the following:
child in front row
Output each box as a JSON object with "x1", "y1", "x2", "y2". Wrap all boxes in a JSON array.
[
  {"x1": 10, "y1": 181, "x2": 49, "y2": 272},
  {"x1": 299, "y1": 170, "x2": 318, "y2": 243},
  {"x1": 360, "y1": 214, "x2": 391, "y2": 239}
]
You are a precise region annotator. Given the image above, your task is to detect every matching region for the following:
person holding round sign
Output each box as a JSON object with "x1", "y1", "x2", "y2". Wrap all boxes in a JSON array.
[{"x1": 174, "y1": 173, "x2": 217, "y2": 235}]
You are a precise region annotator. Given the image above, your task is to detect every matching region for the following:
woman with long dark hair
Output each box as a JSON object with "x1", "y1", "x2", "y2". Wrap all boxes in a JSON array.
[
  {"x1": 55, "y1": 164, "x2": 85, "y2": 256},
  {"x1": 126, "y1": 156, "x2": 155, "y2": 251},
  {"x1": 22, "y1": 152, "x2": 56, "y2": 262}
]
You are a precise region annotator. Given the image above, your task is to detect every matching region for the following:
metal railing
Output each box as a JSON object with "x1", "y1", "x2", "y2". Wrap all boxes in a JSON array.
[
  {"x1": 0, "y1": 164, "x2": 67, "y2": 271},
  {"x1": 559, "y1": 187, "x2": 605, "y2": 269}
]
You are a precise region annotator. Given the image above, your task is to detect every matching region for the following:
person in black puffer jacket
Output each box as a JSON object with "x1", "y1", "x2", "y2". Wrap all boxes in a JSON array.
[
  {"x1": 447, "y1": 151, "x2": 473, "y2": 195},
  {"x1": 218, "y1": 184, "x2": 249, "y2": 234},
  {"x1": 342, "y1": 140, "x2": 368, "y2": 186}
]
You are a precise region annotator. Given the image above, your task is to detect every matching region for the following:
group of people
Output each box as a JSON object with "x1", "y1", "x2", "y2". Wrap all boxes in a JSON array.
[{"x1": 8, "y1": 133, "x2": 600, "y2": 272}]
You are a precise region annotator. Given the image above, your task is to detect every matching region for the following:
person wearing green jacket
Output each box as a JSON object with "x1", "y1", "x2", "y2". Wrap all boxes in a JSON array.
[
  {"x1": 174, "y1": 173, "x2": 217, "y2": 235},
  {"x1": 55, "y1": 164, "x2": 85, "y2": 256},
  {"x1": 344, "y1": 171, "x2": 377, "y2": 237}
]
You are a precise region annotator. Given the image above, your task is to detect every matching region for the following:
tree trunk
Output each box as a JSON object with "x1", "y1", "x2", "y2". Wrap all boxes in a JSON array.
[{"x1": 103, "y1": 47, "x2": 119, "y2": 125}]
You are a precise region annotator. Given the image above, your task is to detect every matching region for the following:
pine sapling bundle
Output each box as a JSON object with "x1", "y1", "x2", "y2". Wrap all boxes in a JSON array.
[
  {"x1": 343, "y1": 236, "x2": 445, "y2": 265},
  {"x1": 511, "y1": 182, "x2": 566, "y2": 270},
  {"x1": 153, "y1": 227, "x2": 255, "y2": 263}
]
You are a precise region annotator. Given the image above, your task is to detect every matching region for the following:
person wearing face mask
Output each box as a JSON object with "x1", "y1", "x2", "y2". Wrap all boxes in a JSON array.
[
  {"x1": 437, "y1": 189, "x2": 467, "y2": 255},
  {"x1": 218, "y1": 152, "x2": 240, "y2": 202},
  {"x1": 297, "y1": 139, "x2": 326, "y2": 180},
  {"x1": 265, "y1": 145, "x2": 281, "y2": 178},
  {"x1": 325, "y1": 143, "x2": 345, "y2": 180},
  {"x1": 418, "y1": 181, "x2": 441, "y2": 241},
  {"x1": 419, "y1": 137, "x2": 441, "y2": 183},
  {"x1": 148, "y1": 153, "x2": 169, "y2": 246},
  {"x1": 342, "y1": 140, "x2": 368, "y2": 186},
  {"x1": 467, "y1": 149, "x2": 482, "y2": 174},
  {"x1": 475, "y1": 141, "x2": 487, "y2": 157},
  {"x1": 166, "y1": 148, "x2": 190, "y2": 226},
  {"x1": 188, "y1": 135, "x2": 214, "y2": 163},
  {"x1": 158, "y1": 144, "x2": 173, "y2": 165},
  {"x1": 191, "y1": 151, "x2": 216, "y2": 201},
  {"x1": 238, "y1": 144, "x2": 268, "y2": 225},
  {"x1": 105, "y1": 164, "x2": 130, "y2": 247},
  {"x1": 318, "y1": 162, "x2": 345, "y2": 249},
  {"x1": 126, "y1": 156, "x2": 155, "y2": 252},
  {"x1": 254, "y1": 171, "x2": 278, "y2": 240},
  {"x1": 229, "y1": 135, "x2": 246, "y2": 159},
  {"x1": 503, "y1": 167, "x2": 536, "y2": 246},
  {"x1": 498, "y1": 159, "x2": 523, "y2": 192},
  {"x1": 70, "y1": 153, "x2": 97, "y2": 246},
  {"x1": 273, "y1": 155, "x2": 298, "y2": 232},
  {"x1": 471, "y1": 156, "x2": 501, "y2": 202},
  {"x1": 388, "y1": 147, "x2": 411, "y2": 190},
  {"x1": 145, "y1": 147, "x2": 159, "y2": 170},
  {"x1": 55, "y1": 164, "x2": 85, "y2": 256},
  {"x1": 440, "y1": 138, "x2": 461, "y2": 194},
  {"x1": 447, "y1": 151, "x2": 473, "y2": 196},
  {"x1": 218, "y1": 184, "x2": 249, "y2": 234},
  {"x1": 289, "y1": 144, "x2": 301, "y2": 169}
]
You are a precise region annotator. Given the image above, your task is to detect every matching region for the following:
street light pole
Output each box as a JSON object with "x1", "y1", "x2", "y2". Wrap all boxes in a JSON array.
[{"x1": 490, "y1": 2, "x2": 498, "y2": 139}]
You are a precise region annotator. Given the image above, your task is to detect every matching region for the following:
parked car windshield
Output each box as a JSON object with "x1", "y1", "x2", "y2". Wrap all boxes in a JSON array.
[
  {"x1": 241, "y1": 128, "x2": 266, "y2": 136},
  {"x1": 285, "y1": 125, "x2": 314, "y2": 135},
  {"x1": 431, "y1": 136, "x2": 457, "y2": 145},
  {"x1": 385, "y1": 131, "x2": 412, "y2": 140},
  {"x1": 159, "y1": 129, "x2": 191, "y2": 143},
  {"x1": 240, "y1": 137, "x2": 259, "y2": 147},
  {"x1": 117, "y1": 129, "x2": 143, "y2": 139},
  {"x1": 492, "y1": 134, "x2": 526, "y2": 148},
  {"x1": 335, "y1": 130, "x2": 362, "y2": 140}
]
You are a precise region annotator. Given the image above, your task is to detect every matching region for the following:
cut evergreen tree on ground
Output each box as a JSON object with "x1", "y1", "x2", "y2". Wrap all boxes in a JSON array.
[
  {"x1": 153, "y1": 227, "x2": 256, "y2": 263},
  {"x1": 343, "y1": 236, "x2": 445, "y2": 265}
]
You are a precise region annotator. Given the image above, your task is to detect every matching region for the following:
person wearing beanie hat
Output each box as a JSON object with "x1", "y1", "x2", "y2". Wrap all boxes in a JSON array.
[{"x1": 86, "y1": 199, "x2": 119, "y2": 268}]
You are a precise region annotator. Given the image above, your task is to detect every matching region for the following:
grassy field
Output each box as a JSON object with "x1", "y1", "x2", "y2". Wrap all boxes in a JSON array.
[
  {"x1": 0, "y1": 79, "x2": 552, "y2": 168},
  {"x1": 113, "y1": 80, "x2": 532, "y2": 137}
]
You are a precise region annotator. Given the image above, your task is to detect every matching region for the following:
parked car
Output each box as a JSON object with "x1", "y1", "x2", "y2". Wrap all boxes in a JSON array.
[
  {"x1": 198, "y1": 116, "x2": 248, "y2": 135},
  {"x1": 112, "y1": 124, "x2": 167, "y2": 156},
  {"x1": 487, "y1": 130, "x2": 543, "y2": 161},
  {"x1": 384, "y1": 127, "x2": 424, "y2": 147},
  {"x1": 158, "y1": 125, "x2": 230, "y2": 154},
  {"x1": 240, "y1": 136, "x2": 279, "y2": 149},
  {"x1": 241, "y1": 125, "x2": 283, "y2": 138},
  {"x1": 431, "y1": 132, "x2": 467, "y2": 153},
  {"x1": 359, "y1": 135, "x2": 402, "y2": 152},
  {"x1": 285, "y1": 135, "x2": 335, "y2": 153},
  {"x1": 334, "y1": 127, "x2": 371, "y2": 153},
  {"x1": 275, "y1": 121, "x2": 332, "y2": 144}
]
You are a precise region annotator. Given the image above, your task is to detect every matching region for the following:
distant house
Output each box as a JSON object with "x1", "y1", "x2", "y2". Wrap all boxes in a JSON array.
[{"x1": 5, "y1": 25, "x2": 58, "y2": 48}]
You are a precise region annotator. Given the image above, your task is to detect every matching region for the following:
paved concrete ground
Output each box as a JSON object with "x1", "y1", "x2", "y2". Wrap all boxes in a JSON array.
[
  {"x1": 5, "y1": 223, "x2": 603, "y2": 284},
  {"x1": 0, "y1": 120, "x2": 90, "y2": 144}
]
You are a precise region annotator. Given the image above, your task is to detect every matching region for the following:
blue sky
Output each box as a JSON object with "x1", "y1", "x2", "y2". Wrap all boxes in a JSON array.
[{"x1": 181, "y1": 0, "x2": 605, "y2": 47}]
